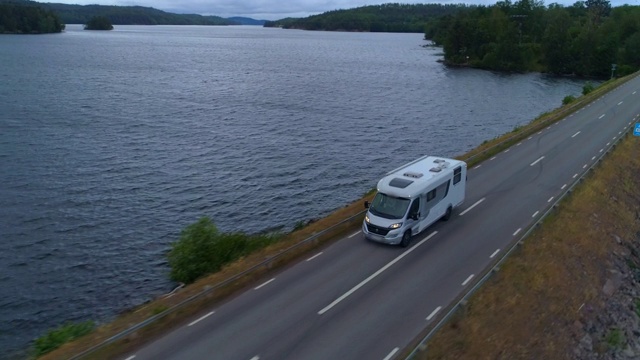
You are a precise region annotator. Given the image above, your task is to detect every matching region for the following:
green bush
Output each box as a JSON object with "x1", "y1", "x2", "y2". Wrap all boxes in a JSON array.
[
  {"x1": 582, "y1": 82, "x2": 595, "y2": 95},
  {"x1": 34, "y1": 321, "x2": 94, "y2": 357},
  {"x1": 563, "y1": 95, "x2": 575, "y2": 105},
  {"x1": 167, "y1": 217, "x2": 281, "y2": 284}
]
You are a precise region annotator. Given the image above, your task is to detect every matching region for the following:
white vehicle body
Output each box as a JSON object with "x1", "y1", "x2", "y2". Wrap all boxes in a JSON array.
[{"x1": 362, "y1": 155, "x2": 467, "y2": 246}]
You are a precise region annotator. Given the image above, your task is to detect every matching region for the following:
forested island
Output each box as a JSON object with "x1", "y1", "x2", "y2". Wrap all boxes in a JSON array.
[
  {"x1": 0, "y1": 2, "x2": 64, "y2": 33},
  {"x1": 430, "y1": 0, "x2": 637, "y2": 77},
  {"x1": 84, "y1": 15, "x2": 113, "y2": 30}
]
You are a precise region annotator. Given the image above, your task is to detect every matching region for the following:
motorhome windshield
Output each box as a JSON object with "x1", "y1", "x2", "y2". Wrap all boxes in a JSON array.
[{"x1": 369, "y1": 193, "x2": 410, "y2": 219}]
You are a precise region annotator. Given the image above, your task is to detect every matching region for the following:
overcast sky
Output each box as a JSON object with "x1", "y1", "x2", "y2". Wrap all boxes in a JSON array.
[{"x1": 42, "y1": 0, "x2": 636, "y2": 21}]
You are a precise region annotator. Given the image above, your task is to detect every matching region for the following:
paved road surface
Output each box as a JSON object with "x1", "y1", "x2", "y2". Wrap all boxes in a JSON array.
[{"x1": 125, "y1": 76, "x2": 640, "y2": 360}]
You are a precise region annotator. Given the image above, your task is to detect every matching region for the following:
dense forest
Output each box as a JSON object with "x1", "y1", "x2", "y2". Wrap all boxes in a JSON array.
[
  {"x1": 0, "y1": 3, "x2": 64, "y2": 33},
  {"x1": 264, "y1": 3, "x2": 473, "y2": 33},
  {"x1": 0, "y1": 0, "x2": 237, "y2": 25},
  {"x1": 430, "y1": 0, "x2": 640, "y2": 77}
]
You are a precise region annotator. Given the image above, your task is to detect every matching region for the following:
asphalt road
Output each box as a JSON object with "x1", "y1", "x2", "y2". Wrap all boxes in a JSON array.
[{"x1": 125, "y1": 76, "x2": 640, "y2": 360}]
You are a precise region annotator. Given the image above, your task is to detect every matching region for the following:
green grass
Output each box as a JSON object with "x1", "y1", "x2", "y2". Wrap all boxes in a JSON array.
[
  {"x1": 34, "y1": 321, "x2": 95, "y2": 357},
  {"x1": 605, "y1": 328, "x2": 625, "y2": 349}
]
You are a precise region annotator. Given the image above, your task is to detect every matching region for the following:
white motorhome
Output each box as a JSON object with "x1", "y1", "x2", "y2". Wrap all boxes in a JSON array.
[{"x1": 363, "y1": 155, "x2": 467, "y2": 247}]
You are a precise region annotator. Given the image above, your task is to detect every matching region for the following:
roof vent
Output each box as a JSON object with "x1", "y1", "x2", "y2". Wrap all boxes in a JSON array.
[
  {"x1": 402, "y1": 171, "x2": 423, "y2": 179},
  {"x1": 434, "y1": 159, "x2": 446, "y2": 164},
  {"x1": 389, "y1": 178, "x2": 413, "y2": 188},
  {"x1": 429, "y1": 167, "x2": 442, "y2": 172}
]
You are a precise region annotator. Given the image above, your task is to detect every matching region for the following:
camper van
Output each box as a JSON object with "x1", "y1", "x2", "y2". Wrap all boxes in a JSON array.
[{"x1": 363, "y1": 155, "x2": 467, "y2": 247}]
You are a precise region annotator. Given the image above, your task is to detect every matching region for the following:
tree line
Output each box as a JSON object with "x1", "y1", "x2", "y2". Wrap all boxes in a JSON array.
[
  {"x1": 0, "y1": 0, "x2": 237, "y2": 26},
  {"x1": 429, "y1": 0, "x2": 639, "y2": 77},
  {"x1": 0, "y1": 2, "x2": 64, "y2": 33},
  {"x1": 265, "y1": 3, "x2": 472, "y2": 33}
]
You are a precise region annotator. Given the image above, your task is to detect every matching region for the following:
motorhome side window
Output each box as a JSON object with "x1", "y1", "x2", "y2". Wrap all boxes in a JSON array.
[
  {"x1": 427, "y1": 189, "x2": 436, "y2": 201},
  {"x1": 409, "y1": 199, "x2": 419, "y2": 217},
  {"x1": 453, "y1": 167, "x2": 462, "y2": 185}
]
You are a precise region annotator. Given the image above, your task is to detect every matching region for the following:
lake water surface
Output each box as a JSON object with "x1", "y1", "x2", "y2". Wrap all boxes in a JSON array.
[{"x1": 0, "y1": 24, "x2": 588, "y2": 357}]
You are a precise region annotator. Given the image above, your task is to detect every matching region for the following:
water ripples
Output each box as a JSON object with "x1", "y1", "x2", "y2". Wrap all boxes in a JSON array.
[{"x1": 0, "y1": 25, "x2": 587, "y2": 357}]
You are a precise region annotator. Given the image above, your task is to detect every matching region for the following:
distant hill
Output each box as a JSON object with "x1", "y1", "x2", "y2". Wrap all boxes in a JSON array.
[
  {"x1": 0, "y1": 0, "x2": 238, "y2": 25},
  {"x1": 227, "y1": 16, "x2": 266, "y2": 25},
  {"x1": 264, "y1": 3, "x2": 473, "y2": 33}
]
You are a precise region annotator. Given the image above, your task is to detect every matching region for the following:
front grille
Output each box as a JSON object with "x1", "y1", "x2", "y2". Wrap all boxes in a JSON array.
[{"x1": 367, "y1": 223, "x2": 390, "y2": 236}]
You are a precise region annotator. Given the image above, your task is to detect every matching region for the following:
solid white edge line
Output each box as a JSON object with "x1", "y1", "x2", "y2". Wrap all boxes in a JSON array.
[
  {"x1": 561, "y1": 184, "x2": 567, "y2": 190},
  {"x1": 548, "y1": 197, "x2": 554, "y2": 203},
  {"x1": 255, "y1": 278, "x2": 275, "y2": 290},
  {"x1": 490, "y1": 249, "x2": 500, "y2": 258},
  {"x1": 306, "y1": 252, "x2": 323, "y2": 262},
  {"x1": 459, "y1": 198, "x2": 485, "y2": 216},
  {"x1": 318, "y1": 231, "x2": 438, "y2": 315},
  {"x1": 599, "y1": 114, "x2": 605, "y2": 119},
  {"x1": 462, "y1": 274, "x2": 475, "y2": 286},
  {"x1": 124, "y1": 356, "x2": 136, "y2": 360},
  {"x1": 426, "y1": 306, "x2": 442, "y2": 321},
  {"x1": 348, "y1": 230, "x2": 361, "y2": 238},
  {"x1": 513, "y1": 228, "x2": 522, "y2": 236},
  {"x1": 572, "y1": 131, "x2": 581, "y2": 138},
  {"x1": 188, "y1": 311, "x2": 214, "y2": 327},
  {"x1": 383, "y1": 347, "x2": 400, "y2": 360},
  {"x1": 530, "y1": 156, "x2": 545, "y2": 166}
]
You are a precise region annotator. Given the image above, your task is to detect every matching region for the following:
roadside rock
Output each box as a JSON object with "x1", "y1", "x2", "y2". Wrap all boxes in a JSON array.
[{"x1": 571, "y1": 233, "x2": 640, "y2": 360}]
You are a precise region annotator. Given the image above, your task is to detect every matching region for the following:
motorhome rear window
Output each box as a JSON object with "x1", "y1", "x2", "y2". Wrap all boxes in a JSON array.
[{"x1": 389, "y1": 178, "x2": 413, "y2": 188}]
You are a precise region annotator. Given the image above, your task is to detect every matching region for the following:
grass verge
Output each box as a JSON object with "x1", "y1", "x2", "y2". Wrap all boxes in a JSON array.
[
  {"x1": 415, "y1": 123, "x2": 640, "y2": 359},
  {"x1": 39, "y1": 73, "x2": 637, "y2": 359}
]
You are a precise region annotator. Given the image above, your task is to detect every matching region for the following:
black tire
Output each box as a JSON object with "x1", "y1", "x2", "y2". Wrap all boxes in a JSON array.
[
  {"x1": 400, "y1": 231, "x2": 411, "y2": 247},
  {"x1": 442, "y1": 206, "x2": 453, "y2": 221}
]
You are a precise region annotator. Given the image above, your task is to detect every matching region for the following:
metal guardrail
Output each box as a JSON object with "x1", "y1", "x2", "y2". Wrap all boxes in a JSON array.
[
  {"x1": 404, "y1": 118, "x2": 637, "y2": 359},
  {"x1": 71, "y1": 76, "x2": 636, "y2": 360},
  {"x1": 70, "y1": 209, "x2": 366, "y2": 359}
]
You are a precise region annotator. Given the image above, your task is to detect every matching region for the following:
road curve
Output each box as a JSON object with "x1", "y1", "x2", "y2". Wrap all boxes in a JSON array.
[{"x1": 124, "y1": 76, "x2": 640, "y2": 360}]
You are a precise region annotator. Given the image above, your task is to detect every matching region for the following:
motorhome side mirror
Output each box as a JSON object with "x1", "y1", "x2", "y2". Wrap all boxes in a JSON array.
[{"x1": 364, "y1": 201, "x2": 370, "y2": 209}]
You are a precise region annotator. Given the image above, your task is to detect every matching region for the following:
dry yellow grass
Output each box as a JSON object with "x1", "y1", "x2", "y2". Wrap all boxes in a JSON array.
[
  {"x1": 40, "y1": 74, "x2": 636, "y2": 359},
  {"x1": 419, "y1": 131, "x2": 640, "y2": 360}
]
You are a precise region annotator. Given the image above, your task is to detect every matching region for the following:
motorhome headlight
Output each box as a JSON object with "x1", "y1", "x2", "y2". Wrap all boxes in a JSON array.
[
  {"x1": 365, "y1": 215, "x2": 370, "y2": 223},
  {"x1": 389, "y1": 222, "x2": 402, "y2": 229}
]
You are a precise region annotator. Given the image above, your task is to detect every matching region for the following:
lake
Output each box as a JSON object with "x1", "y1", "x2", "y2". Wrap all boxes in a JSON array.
[{"x1": 0, "y1": 24, "x2": 588, "y2": 357}]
